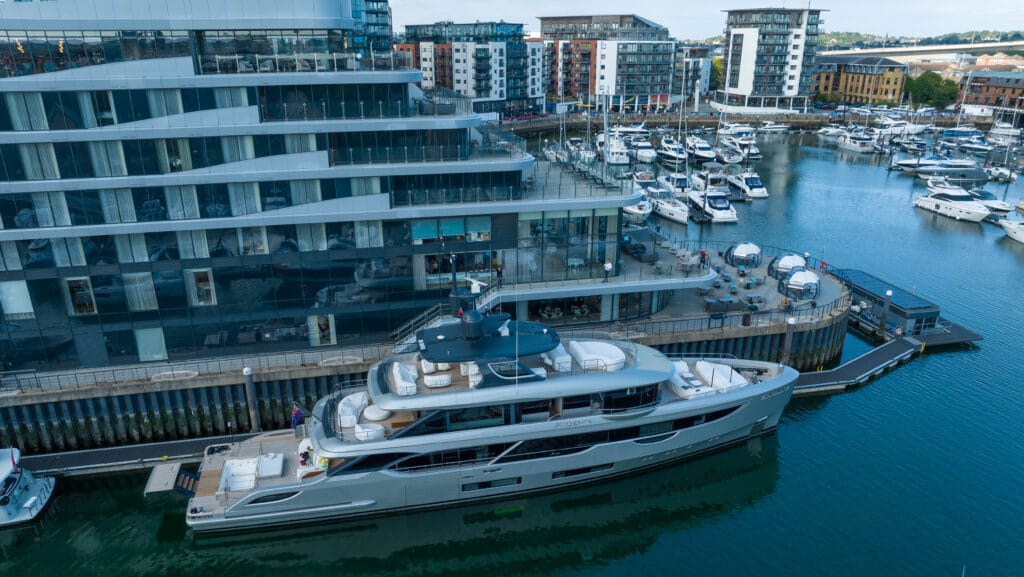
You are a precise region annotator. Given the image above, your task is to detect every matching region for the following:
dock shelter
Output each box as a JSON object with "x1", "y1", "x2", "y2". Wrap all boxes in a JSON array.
[{"x1": 836, "y1": 269, "x2": 940, "y2": 336}]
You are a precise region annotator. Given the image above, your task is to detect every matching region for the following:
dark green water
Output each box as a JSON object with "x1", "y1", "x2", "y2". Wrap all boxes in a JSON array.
[{"x1": 3, "y1": 134, "x2": 1023, "y2": 576}]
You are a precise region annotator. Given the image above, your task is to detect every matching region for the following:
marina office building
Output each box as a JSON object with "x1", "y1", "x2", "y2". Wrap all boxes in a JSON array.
[
  {"x1": 0, "y1": 0, "x2": 682, "y2": 373},
  {"x1": 715, "y1": 7, "x2": 824, "y2": 112}
]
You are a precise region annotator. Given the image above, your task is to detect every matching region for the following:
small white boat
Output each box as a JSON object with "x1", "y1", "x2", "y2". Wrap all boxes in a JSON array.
[
  {"x1": 623, "y1": 198, "x2": 653, "y2": 224},
  {"x1": 656, "y1": 137, "x2": 688, "y2": 167},
  {"x1": 648, "y1": 187, "x2": 689, "y2": 224},
  {"x1": 687, "y1": 188, "x2": 739, "y2": 223},
  {"x1": 715, "y1": 147, "x2": 744, "y2": 165},
  {"x1": 984, "y1": 165, "x2": 1017, "y2": 183},
  {"x1": 816, "y1": 125, "x2": 847, "y2": 138},
  {"x1": 628, "y1": 139, "x2": 658, "y2": 164},
  {"x1": 603, "y1": 136, "x2": 630, "y2": 165},
  {"x1": 658, "y1": 172, "x2": 690, "y2": 195},
  {"x1": 631, "y1": 170, "x2": 657, "y2": 191},
  {"x1": 686, "y1": 136, "x2": 717, "y2": 162},
  {"x1": 758, "y1": 120, "x2": 790, "y2": 133},
  {"x1": 998, "y1": 218, "x2": 1024, "y2": 243},
  {"x1": 913, "y1": 184, "x2": 990, "y2": 222},
  {"x1": 0, "y1": 448, "x2": 55, "y2": 528},
  {"x1": 726, "y1": 171, "x2": 768, "y2": 199},
  {"x1": 837, "y1": 131, "x2": 876, "y2": 153},
  {"x1": 717, "y1": 122, "x2": 756, "y2": 137}
]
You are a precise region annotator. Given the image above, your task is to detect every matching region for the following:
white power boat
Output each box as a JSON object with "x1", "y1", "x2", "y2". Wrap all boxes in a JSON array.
[
  {"x1": 715, "y1": 147, "x2": 745, "y2": 165},
  {"x1": 0, "y1": 448, "x2": 55, "y2": 528},
  {"x1": 913, "y1": 183, "x2": 991, "y2": 222},
  {"x1": 658, "y1": 172, "x2": 690, "y2": 195},
  {"x1": 656, "y1": 137, "x2": 688, "y2": 168},
  {"x1": 603, "y1": 136, "x2": 631, "y2": 165},
  {"x1": 757, "y1": 120, "x2": 790, "y2": 133},
  {"x1": 184, "y1": 312, "x2": 797, "y2": 532},
  {"x1": 686, "y1": 136, "x2": 717, "y2": 162},
  {"x1": 717, "y1": 122, "x2": 756, "y2": 137},
  {"x1": 648, "y1": 187, "x2": 689, "y2": 224},
  {"x1": 631, "y1": 170, "x2": 657, "y2": 191},
  {"x1": 816, "y1": 125, "x2": 847, "y2": 138},
  {"x1": 623, "y1": 197, "x2": 654, "y2": 224},
  {"x1": 628, "y1": 138, "x2": 658, "y2": 164},
  {"x1": 984, "y1": 164, "x2": 1016, "y2": 183},
  {"x1": 874, "y1": 117, "x2": 928, "y2": 136},
  {"x1": 687, "y1": 188, "x2": 739, "y2": 223},
  {"x1": 726, "y1": 171, "x2": 768, "y2": 199},
  {"x1": 721, "y1": 136, "x2": 762, "y2": 160},
  {"x1": 837, "y1": 131, "x2": 876, "y2": 153},
  {"x1": 965, "y1": 187, "x2": 1012, "y2": 215},
  {"x1": 998, "y1": 218, "x2": 1024, "y2": 243}
]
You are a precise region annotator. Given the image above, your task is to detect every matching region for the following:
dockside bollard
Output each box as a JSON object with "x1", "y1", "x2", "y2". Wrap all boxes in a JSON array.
[{"x1": 780, "y1": 317, "x2": 796, "y2": 366}]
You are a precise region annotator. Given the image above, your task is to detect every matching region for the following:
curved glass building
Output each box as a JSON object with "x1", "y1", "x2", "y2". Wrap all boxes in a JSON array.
[{"x1": 0, "y1": 0, "x2": 660, "y2": 371}]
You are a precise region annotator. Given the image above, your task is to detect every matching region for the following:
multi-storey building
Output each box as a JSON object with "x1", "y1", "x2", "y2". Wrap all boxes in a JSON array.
[
  {"x1": 541, "y1": 16, "x2": 675, "y2": 111},
  {"x1": 0, "y1": 0, "x2": 649, "y2": 371},
  {"x1": 351, "y1": 0, "x2": 393, "y2": 53},
  {"x1": 716, "y1": 8, "x2": 824, "y2": 111},
  {"x1": 814, "y1": 56, "x2": 908, "y2": 105},
  {"x1": 402, "y1": 22, "x2": 544, "y2": 114},
  {"x1": 539, "y1": 15, "x2": 670, "y2": 42},
  {"x1": 958, "y1": 71, "x2": 1024, "y2": 112},
  {"x1": 672, "y1": 44, "x2": 713, "y2": 104}
]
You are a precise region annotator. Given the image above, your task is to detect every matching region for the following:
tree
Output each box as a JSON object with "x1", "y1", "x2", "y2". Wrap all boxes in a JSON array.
[
  {"x1": 709, "y1": 56, "x2": 724, "y2": 92},
  {"x1": 904, "y1": 71, "x2": 959, "y2": 109}
]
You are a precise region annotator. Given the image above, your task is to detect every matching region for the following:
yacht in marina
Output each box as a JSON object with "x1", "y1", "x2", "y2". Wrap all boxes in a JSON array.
[
  {"x1": 967, "y1": 189, "x2": 1011, "y2": 215},
  {"x1": 757, "y1": 121, "x2": 790, "y2": 133},
  {"x1": 837, "y1": 131, "x2": 876, "y2": 153},
  {"x1": 686, "y1": 136, "x2": 718, "y2": 162},
  {"x1": 717, "y1": 122, "x2": 756, "y2": 137},
  {"x1": 914, "y1": 180, "x2": 991, "y2": 222},
  {"x1": 647, "y1": 186, "x2": 689, "y2": 224},
  {"x1": 687, "y1": 187, "x2": 739, "y2": 223},
  {"x1": 627, "y1": 138, "x2": 658, "y2": 164},
  {"x1": 658, "y1": 172, "x2": 690, "y2": 196},
  {"x1": 603, "y1": 136, "x2": 630, "y2": 166},
  {"x1": 720, "y1": 136, "x2": 762, "y2": 160},
  {"x1": 184, "y1": 312, "x2": 797, "y2": 532},
  {"x1": 998, "y1": 218, "x2": 1024, "y2": 243},
  {"x1": 726, "y1": 171, "x2": 768, "y2": 199},
  {"x1": 0, "y1": 448, "x2": 55, "y2": 528},
  {"x1": 622, "y1": 196, "x2": 654, "y2": 224},
  {"x1": 656, "y1": 136, "x2": 688, "y2": 168}
]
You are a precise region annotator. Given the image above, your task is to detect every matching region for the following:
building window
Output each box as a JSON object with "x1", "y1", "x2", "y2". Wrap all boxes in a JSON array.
[
  {"x1": 0, "y1": 280, "x2": 34, "y2": 320},
  {"x1": 308, "y1": 314, "x2": 337, "y2": 346},
  {"x1": 185, "y1": 268, "x2": 216, "y2": 306},
  {"x1": 135, "y1": 328, "x2": 168, "y2": 362},
  {"x1": 62, "y1": 277, "x2": 97, "y2": 316}
]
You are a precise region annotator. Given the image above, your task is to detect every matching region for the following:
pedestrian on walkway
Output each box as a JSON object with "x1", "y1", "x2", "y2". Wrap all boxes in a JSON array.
[
  {"x1": 603, "y1": 260, "x2": 612, "y2": 282},
  {"x1": 495, "y1": 265, "x2": 503, "y2": 287}
]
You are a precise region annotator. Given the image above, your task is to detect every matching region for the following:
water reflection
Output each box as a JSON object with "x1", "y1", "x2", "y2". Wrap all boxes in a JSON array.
[{"x1": 913, "y1": 209, "x2": 986, "y2": 236}]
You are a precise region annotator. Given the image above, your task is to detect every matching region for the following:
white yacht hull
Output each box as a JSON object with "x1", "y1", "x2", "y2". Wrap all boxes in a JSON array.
[
  {"x1": 913, "y1": 197, "x2": 989, "y2": 222},
  {"x1": 0, "y1": 449, "x2": 56, "y2": 528},
  {"x1": 999, "y1": 219, "x2": 1024, "y2": 243},
  {"x1": 652, "y1": 199, "x2": 689, "y2": 224},
  {"x1": 186, "y1": 363, "x2": 795, "y2": 533}
]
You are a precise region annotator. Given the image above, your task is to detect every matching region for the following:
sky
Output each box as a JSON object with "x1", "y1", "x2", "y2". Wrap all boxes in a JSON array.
[{"x1": 389, "y1": 1, "x2": 1022, "y2": 41}]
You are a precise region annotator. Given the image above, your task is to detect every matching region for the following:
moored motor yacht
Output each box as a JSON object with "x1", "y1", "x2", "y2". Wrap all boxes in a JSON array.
[
  {"x1": 965, "y1": 186, "x2": 1012, "y2": 215},
  {"x1": 628, "y1": 138, "x2": 658, "y2": 164},
  {"x1": 686, "y1": 136, "x2": 717, "y2": 162},
  {"x1": 757, "y1": 120, "x2": 790, "y2": 133},
  {"x1": 656, "y1": 137, "x2": 688, "y2": 167},
  {"x1": 623, "y1": 196, "x2": 654, "y2": 224},
  {"x1": 726, "y1": 171, "x2": 768, "y2": 199},
  {"x1": 687, "y1": 187, "x2": 739, "y2": 223},
  {"x1": 658, "y1": 172, "x2": 690, "y2": 195},
  {"x1": 998, "y1": 218, "x2": 1024, "y2": 243},
  {"x1": 184, "y1": 312, "x2": 797, "y2": 533},
  {"x1": 913, "y1": 183, "x2": 990, "y2": 222},
  {"x1": 717, "y1": 122, "x2": 756, "y2": 137},
  {"x1": 0, "y1": 448, "x2": 56, "y2": 528},
  {"x1": 602, "y1": 136, "x2": 630, "y2": 165},
  {"x1": 837, "y1": 131, "x2": 876, "y2": 153},
  {"x1": 648, "y1": 187, "x2": 689, "y2": 224}
]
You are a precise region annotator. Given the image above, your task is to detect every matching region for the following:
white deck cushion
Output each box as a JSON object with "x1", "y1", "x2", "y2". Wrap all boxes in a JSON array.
[
  {"x1": 391, "y1": 362, "x2": 419, "y2": 396},
  {"x1": 567, "y1": 340, "x2": 626, "y2": 372},
  {"x1": 420, "y1": 358, "x2": 437, "y2": 374},
  {"x1": 337, "y1": 391, "x2": 368, "y2": 428},
  {"x1": 542, "y1": 343, "x2": 572, "y2": 372},
  {"x1": 363, "y1": 404, "x2": 391, "y2": 421},
  {"x1": 424, "y1": 373, "x2": 452, "y2": 388},
  {"x1": 354, "y1": 423, "x2": 385, "y2": 441}
]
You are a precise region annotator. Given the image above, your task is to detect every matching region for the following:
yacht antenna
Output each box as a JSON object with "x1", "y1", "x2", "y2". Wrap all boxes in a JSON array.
[{"x1": 717, "y1": 32, "x2": 736, "y2": 148}]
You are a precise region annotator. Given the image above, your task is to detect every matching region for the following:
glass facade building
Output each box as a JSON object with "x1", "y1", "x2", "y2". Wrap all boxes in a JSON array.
[{"x1": 0, "y1": 0, "x2": 644, "y2": 372}]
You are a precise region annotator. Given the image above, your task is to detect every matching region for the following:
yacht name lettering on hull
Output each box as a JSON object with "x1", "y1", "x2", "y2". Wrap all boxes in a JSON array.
[{"x1": 556, "y1": 417, "x2": 594, "y2": 429}]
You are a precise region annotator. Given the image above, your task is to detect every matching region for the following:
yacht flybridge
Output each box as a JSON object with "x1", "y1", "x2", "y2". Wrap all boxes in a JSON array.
[{"x1": 185, "y1": 312, "x2": 796, "y2": 533}]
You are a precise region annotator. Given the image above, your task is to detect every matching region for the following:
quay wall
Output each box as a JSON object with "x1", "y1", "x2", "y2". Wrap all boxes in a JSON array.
[{"x1": 0, "y1": 310, "x2": 846, "y2": 453}]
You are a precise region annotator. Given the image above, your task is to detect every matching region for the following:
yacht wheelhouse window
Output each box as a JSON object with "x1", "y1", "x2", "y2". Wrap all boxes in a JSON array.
[{"x1": 446, "y1": 405, "x2": 507, "y2": 431}]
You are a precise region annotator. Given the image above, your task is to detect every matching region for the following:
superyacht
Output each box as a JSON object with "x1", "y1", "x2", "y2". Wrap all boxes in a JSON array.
[{"x1": 185, "y1": 312, "x2": 797, "y2": 533}]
